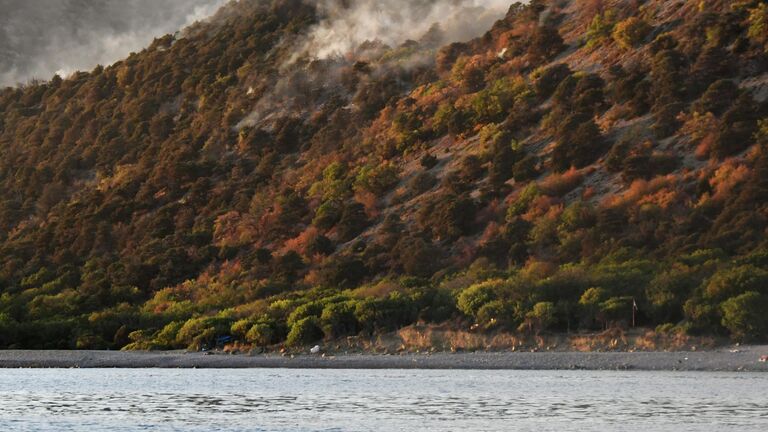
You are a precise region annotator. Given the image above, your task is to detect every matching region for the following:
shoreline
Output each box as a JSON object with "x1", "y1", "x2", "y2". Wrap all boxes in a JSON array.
[{"x1": 1, "y1": 346, "x2": 767, "y2": 371}]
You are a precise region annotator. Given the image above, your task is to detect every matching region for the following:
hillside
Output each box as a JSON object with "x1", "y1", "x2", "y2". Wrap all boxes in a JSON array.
[{"x1": 1, "y1": 0, "x2": 768, "y2": 350}]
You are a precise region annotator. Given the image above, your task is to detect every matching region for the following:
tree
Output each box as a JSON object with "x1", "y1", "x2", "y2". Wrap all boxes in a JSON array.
[
  {"x1": 246, "y1": 323, "x2": 275, "y2": 348},
  {"x1": 579, "y1": 287, "x2": 608, "y2": 329},
  {"x1": 0, "y1": 313, "x2": 18, "y2": 347},
  {"x1": 457, "y1": 280, "x2": 500, "y2": 319},
  {"x1": 286, "y1": 317, "x2": 323, "y2": 347},
  {"x1": 704, "y1": 265, "x2": 768, "y2": 302},
  {"x1": 721, "y1": 292, "x2": 768, "y2": 342},
  {"x1": 520, "y1": 302, "x2": 556, "y2": 334},
  {"x1": 552, "y1": 116, "x2": 605, "y2": 171},
  {"x1": 320, "y1": 301, "x2": 359, "y2": 339}
]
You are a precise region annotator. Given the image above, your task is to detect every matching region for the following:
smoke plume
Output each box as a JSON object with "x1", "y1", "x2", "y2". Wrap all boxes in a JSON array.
[{"x1": 297, "y1": 0, "x2": 514, "y2": 60}]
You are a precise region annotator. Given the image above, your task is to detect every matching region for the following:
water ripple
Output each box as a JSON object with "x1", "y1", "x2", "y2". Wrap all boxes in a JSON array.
[{"x1": 0, "y1": 369, "x2": 766, "y2": 431}]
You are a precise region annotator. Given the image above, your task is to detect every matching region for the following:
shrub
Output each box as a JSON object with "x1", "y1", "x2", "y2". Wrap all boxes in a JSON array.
[
  {"x1": 533, "y1": 63, "x2": 572, "y2": 99},
  {"x1": 528, "y1": 25, "x2": 566, "y2": 63},
  {"x1": 704, "y1": 265, "x2": 768, "y2": 302},
  {"x1": 586, "y1": 11, "x2": 616, "y2": 48},
  {"x1": 507, "y1": 183, "x2": 540, "y2": 219},
  {"x1": 710, "y1": 95, "x2": 760, "y2": 159},
  {"x1": 395, "y1": 236, "x2": 441, "y2": 277},
  {"x1": 286, "y1": 317, "x2": 323, "y2": 347},
  {"x1": 476, "y1": 300, "x2": 515, "y2": 329},
  {"x1": 337, "y1": 202, "x2": 370, "y2": 241},
  {"x1": 246, "y1": 323, "x2": 275, "y2": 347},
  {"x1": 176, "y1": 316, "x2": 234, "y2": 351},
  {"x1": 354, "y1": 163, "x2": 400, "y2": 196},
  {"x1": 488, "y1": 132, "x2": 522, "y2": 189},
  {"x1": 520, "y1": 302, "x2": 556, "y2": 333},
  {"x1": 353, "y1": 293, "x2": 418, "y2": 333},
  {"x1": 313, "y1": 200, "x2": 343, "y2": 230},
  {"x1": 613, "y1": 17, "x2": 652, "y2": 49},
  {"x1": 692, "y1": 80, "x2": 739, "y2": 116},
  {"x1": 651, "y1": 102, "x2": 685, "y2": 139},
  {"x1": 433, "y1": 193, "x2": 476, "y2": 239},
  {"x1": 721, "y1": 292, "x2": 768, "y2": 342},
  {"x1": 646, "y1": 269, "x2": 700, "y2": 323},
  {"x1": 318, "y1": 257, "x2": 368, "y2": 289},
  {"x1": 407, "y1": 171, "x2": 438, "y2": 197},
  {"x1": 433, "y1": 102, "x2": 469, "y2": 136},
  {"x1": 579, "y1": 287, "x2": 608, "y2": 329},
  {"x1": 420, "y1": 154, "x2": 438, "y2": 169},
  {"x1": 599, "y1": 296, "x2": 634, "y2": 328},
  {"x1": 747, "y1": 3, "x2": 768, "y2": 49},
  {"x1": 457, "y1": 279, "x2": 501, "y2": 318},
  {"x1": 0, "y1": 313, "x2": 18, "y2": 347},
  {"x1": 286, "y1": 302, "x2": 324, "y2": 328},
  {"x1": 552, "y1": 116, "x2": 605, "y2": 171},
  {"x1": 513, "y1": 155, "x2": 540, "y2": 183},
  {"x1": 320, "y1": 301, "x2": 359, "y2": 338}
]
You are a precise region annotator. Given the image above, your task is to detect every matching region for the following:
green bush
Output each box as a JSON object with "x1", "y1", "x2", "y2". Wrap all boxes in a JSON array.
[
  {"x1": 246, "y1": 323, "x2": 275, "y2": 347},
  {"x1": 320, "y1": 301, "x2": 360, "y2": 338},
  {"x1": 552, "y1": 116, "x2": 605, "y2": 171},
  {"x1": 354, "y1": 163, "x2": 400, "y2": 196},
  {"x1": 704, "y1": 265, "x2": 768, "y2": 302},
  {"x1": 721, "y1": 292, "x2": 768, "y2": 342},
  {"x1": 520, "y1": 302, "x2": 556, "y2": 333},
  {"x1": 476, "y1": 300, "x2": 515, "y2": 329},
  {"x1": 613, "y1": 17, "x2": 652, "y2": 49},
  {"x1": 286, "y1": 302, "x2": 324, "y2": 328},
  {"x1": 286, "y1": 317, "x2": 323, "y2": 347},
  {"x1": 533, "y1": 64, "x2": 572, "y2": 99},
  {"x1": 313, "y1": 200, "x2": 342, "y2": 230},
  {"x1": 586, "y1": 11, "x2": 616, "y2": 48},
  {"x1": 457, "y1": 279, "x2": 502, "y2": 318}
]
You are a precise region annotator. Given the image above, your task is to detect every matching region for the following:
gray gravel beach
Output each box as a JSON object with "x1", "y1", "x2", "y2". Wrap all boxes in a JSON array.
[{"x1": 1, "y1": 346, "x2": 767, "y2": 371}]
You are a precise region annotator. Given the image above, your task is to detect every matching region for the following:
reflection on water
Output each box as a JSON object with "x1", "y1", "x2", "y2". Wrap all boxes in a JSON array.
[{"x1": 1, "y1": 369, "x2": 766, "y2": 431}]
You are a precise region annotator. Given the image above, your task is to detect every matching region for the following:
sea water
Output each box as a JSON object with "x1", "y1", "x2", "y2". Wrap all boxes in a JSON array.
[{"x1": 0, "y1": 369, "x2": 766, "y2": 431}]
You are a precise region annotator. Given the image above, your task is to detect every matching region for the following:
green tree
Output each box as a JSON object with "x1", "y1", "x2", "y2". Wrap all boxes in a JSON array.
[
  {"x1": 320, "y1": 301, "x2": 359, "y2": 339},
  {"x1": 721, "y1": 292, "x2": 768, "y2": 342},
  {"x1": 457, "y1": 280, "x2": 501, "y2": 319},
  {"x1": 705, "y1": 265, "x2": 768, "y2": 302},
  {"x1": 520, "y1": 302, "x2": 556, "y2": 334},
  {"x1": 286, "y1": 317, "x2": 323, "y2": 347}
]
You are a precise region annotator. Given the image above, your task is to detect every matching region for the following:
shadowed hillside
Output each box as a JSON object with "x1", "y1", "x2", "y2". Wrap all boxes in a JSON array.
[{"x1": 1, "y1": 0, "x2": 768, "y2": 350}]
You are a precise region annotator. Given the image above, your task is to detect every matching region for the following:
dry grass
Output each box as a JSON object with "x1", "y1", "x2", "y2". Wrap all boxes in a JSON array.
[
  {"x1": 397, "y1": 325, "x2": 525, "y2": 352},
  {"x1": 539, "y1": 167, "x2": 584, "y2": 197}
]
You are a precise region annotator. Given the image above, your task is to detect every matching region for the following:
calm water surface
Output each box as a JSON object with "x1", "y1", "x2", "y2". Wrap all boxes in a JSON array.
[{"x1": 0, "y1": 369, "x2": 766, "y2": 431}]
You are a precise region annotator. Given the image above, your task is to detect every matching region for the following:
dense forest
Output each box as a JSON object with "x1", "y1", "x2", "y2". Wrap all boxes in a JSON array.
[{"x1": 1, "y1": 0, "x2": 768, "y2": 351}]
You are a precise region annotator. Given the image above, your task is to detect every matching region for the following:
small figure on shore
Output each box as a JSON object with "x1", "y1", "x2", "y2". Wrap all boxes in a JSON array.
[
  {"x1": 759, "y1": 355, "x2": 768, "y2": 363},
  {"x1": 310, "y1": 345, "x2": 321, "y2": 355}
]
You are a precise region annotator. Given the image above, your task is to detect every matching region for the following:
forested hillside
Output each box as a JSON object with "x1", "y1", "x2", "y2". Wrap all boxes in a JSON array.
[{"x1": 1, "y1": 0, "x2": 768, "y2": 350}]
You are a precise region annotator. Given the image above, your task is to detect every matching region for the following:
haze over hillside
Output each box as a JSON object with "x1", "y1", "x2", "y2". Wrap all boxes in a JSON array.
[
  {"x1": 0, "y1": 0, "x2": 515, "y2": 87},
  {"x1": 0, "y1": 0, "x2": 767, "y2": 351}
]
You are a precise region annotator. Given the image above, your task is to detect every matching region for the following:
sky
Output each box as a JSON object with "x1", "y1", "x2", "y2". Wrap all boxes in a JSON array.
[{"x1": 0, "y1": 0, "x2": 226, "y2": 87}]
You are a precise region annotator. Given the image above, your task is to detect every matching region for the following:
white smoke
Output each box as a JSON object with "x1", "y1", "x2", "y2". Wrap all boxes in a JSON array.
[
  {"x1": 298, "y1": 0, "x2": 515, "y2": 59},
  {"x1": 0, "y1": 0, "x2": 227, "y2": 87}
]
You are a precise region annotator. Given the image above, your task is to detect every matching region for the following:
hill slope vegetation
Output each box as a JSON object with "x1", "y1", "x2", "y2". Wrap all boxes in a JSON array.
[{"x1": 1, "y1": 0, "x2": 768, "y2": 350}]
